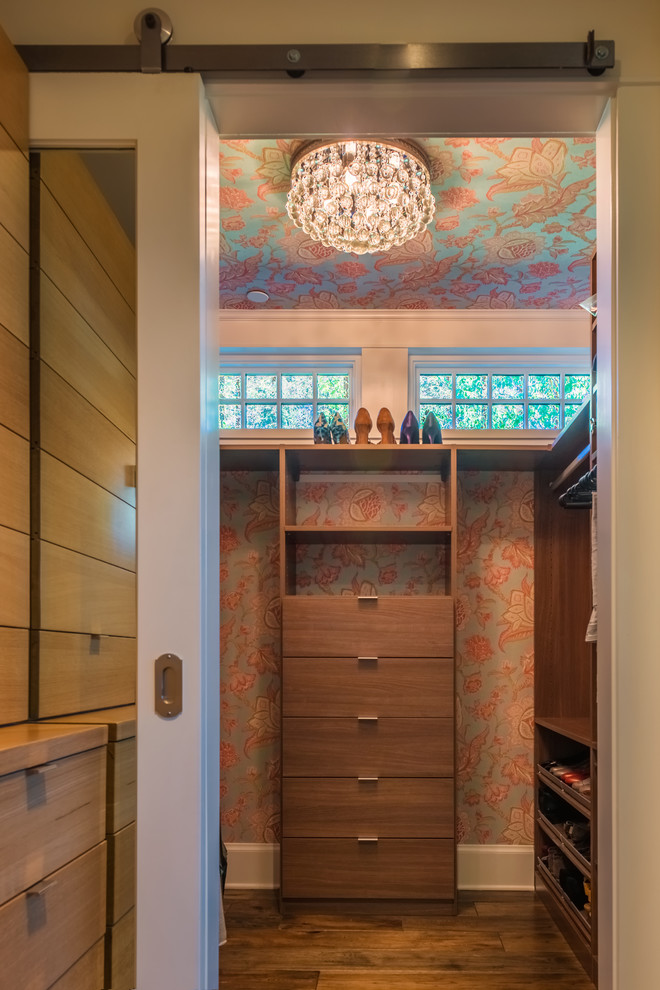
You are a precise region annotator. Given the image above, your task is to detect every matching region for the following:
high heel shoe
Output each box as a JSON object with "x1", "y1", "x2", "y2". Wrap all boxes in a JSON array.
[
  {"x1": 313, "y1": 411, "x2": 332, "y2": 444},
  {"x1": 354, "y1": 407, "x2": 372, "y2": 445},
  {"x1": 422, "y1": 411, "x2": 443, "y2": 444},
  {"x1": 331, "y1": 411, "x2": 350, "y2": 444},
  {"x1": 399, "y1": 410, "x2": 420, "y2": 444},
  {"x1": 376, "y1": 407, "x2": 395, "y2": 445}
]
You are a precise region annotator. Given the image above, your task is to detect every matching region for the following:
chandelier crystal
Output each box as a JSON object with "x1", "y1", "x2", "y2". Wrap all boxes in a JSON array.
[{"x1": 286, "y1": 139, "x2": 435, "y2": 255}]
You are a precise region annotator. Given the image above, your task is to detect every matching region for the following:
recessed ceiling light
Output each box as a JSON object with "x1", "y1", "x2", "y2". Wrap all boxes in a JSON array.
[{"x1": 246, "y1": 289, "x2": 270, "y2": 303}]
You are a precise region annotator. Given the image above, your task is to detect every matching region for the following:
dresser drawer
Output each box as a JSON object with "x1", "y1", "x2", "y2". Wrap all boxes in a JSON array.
[
  {"x1": 49, "y1": 939, "x2": 104, "y2": 990},
  {"x1": 282, "y1": 778, "x2": 454, "y2": 837},
  {"x1": 0, "y1": 743, "x2": 106, "y2": 905},
  {"x1": 282, "y1": 595, "x2": 454, "y2": 657},
  {"x1": 0, "y1": 841, "x2": 106, "y2": 990},
  {"x1": 281, "y1": 838, "x2": 454, "y2": 900},
  {"x1": 107, "y1": 736, "x2": 136, "y2": 832},
  {"x1": 283, "y1": 717, "x2": 453, "y2": 777},
  {"x1": 283, "y1": 656, "x2": 453, "y2": 717}
]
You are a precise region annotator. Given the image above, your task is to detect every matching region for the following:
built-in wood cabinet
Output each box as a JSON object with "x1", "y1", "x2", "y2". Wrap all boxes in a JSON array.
[{"x1": 534, "y1": 397, "x2": 598, "y2": 983}]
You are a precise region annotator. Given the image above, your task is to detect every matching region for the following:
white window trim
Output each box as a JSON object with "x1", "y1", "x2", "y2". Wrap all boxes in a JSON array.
[
  {"x1": 409, "y1": 349, "x2": 591, "y2": 441},
  {"x1": 218, "y1": 352, "x2": 362, "y2": 441}
]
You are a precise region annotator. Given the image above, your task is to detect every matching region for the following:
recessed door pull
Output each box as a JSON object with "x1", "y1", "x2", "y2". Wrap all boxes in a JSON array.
[
  {"x1": 357, "y1": 836, "x2": 379, "y2": 844},
  {"x1": 155, "y1": 652, "x2": 183, "y2": 718},
  {"x1": 357, "y1": 716, "x2": 378, "y2": 723}
]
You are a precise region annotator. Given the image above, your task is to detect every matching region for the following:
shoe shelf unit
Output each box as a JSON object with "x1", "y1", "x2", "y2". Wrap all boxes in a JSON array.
[
  {"x1": 278, "y1": 443, "x2": 457, "y2": 913},
  {"x1": 534, "y1": 397, "x2": 598, "y2": 984}
]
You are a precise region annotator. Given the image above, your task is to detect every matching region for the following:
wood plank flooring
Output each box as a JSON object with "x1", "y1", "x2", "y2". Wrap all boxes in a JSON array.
[{"x1": 220, "y1": 890, "x2": 595, "y2": 989}]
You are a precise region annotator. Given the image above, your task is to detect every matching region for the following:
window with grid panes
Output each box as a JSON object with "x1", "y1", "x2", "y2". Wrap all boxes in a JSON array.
[
  {"x1": 416, "y1": 369, "x2": 590, "y2": 431},
  {"x1": 218, "y1": 365, "x2": 353, "y2": 431}
]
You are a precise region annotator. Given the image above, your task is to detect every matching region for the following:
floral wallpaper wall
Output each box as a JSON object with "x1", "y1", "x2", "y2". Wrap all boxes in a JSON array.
[
  {"x1": 220, "y1": 468, "x2": 534, "y2": 847},
  {"x1": 219, "y1": 136, "x2": 596, "y2": 311},
  {"x1": 455, "y1": 471, "x2": 535, "y2": 846}
]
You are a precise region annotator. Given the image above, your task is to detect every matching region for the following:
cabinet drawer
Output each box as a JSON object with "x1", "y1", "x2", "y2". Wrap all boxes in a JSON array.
[
  {"x1": 105, "y1": 906, "x2": 135, "y2": 990},
  {"x1": 282, "y1": 778, "x2": 454, "y2": 837},
  {"x1": 283, "y1": 656, "x2": 453, "y2": 717},
  {"x1": 282, "y1": 595, "x2": 454, "y2": 657},
  {"x1": 49, "y1": 939, "x2": 104, "y2": 990},
  {"x1": 281, "y1": 838, "x2": 454, "y2": 900},
  {"x1": 107, "y1": 737, "x2": 136, "y2": 832},
  {"x1": 107, "y1": 821, "x2": 136, "y2": 924},
  {"x1": 283, "y1": 717, "x2": 453, "y2": 777},
  {"x1": 0, "y1": 745, "x2": 106, "y2": 904},
  {"x1": 0, "y1": 841, "x2": 106, "y2": 990}
]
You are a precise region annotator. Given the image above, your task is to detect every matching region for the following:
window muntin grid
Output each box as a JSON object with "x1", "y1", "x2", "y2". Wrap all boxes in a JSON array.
[
  {"x1": 218, "y1": 368, "x2": 352, "y2": 430},
  {"x1": 417, "y1": 370, "x2": 589, "y2": 431}
]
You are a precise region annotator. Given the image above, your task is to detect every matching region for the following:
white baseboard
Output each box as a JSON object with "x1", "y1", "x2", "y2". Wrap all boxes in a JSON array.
[
  {"x1": 225, "y1": 843, "x2": 280, "y2": 889},
  {"x1": 457, "y1": 843, "x2": 534, "y2": 890},
  {"x1": 225, "y1": 842, "x2": 534, "y2": 891}
]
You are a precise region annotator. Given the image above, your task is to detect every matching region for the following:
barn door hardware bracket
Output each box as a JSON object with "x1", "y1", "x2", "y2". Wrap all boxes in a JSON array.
[{"x1": 134, "y1": 7, "x2": 173, "y2": 73}]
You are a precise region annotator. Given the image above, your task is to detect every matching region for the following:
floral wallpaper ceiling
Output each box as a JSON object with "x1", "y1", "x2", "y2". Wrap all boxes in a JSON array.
[{"x1": 219, "y1": 136, "x2": 596, "y2": 311}]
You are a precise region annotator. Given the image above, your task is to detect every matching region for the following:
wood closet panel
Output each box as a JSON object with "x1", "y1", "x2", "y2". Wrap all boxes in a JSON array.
[
  {"x1": 40, "y1": 453, "x2": 136, "y2": 570},
  {"x1": 0, "y1": 423, "x2": 29, "y2": 532},
  {"x1": 0, "y1": 525, "x2": 29, "y2": 626},
  {"x1": 39, "y1": 151, "x2": 135, "y2": 311},
  {"x1": 0, "y1": 222, "x2": 29, "y2": 342},
  {"x1": 0, "y1": 325, "x2": 28, "y2": 437},
  {"x1": 40, "y1": 366, "x2": 136, "y2": 506},
  {"x1": 39, "y1": 542, "x2": 136, "y2": 637},
  {"x1": 0, "y1": 629, "x2": 28, "y2": 726},
  {"x1": 35, "y1": 632, "x2": 135, "y2": 718},
  {"x1": 0, "y1": 124, "x2": 28, "y2": 250},
  {"x1": 0, "y1": 23, "x2": 28, "y2": 154},
  {"x1": 40, "y1": 187, "x2": 136, "y2": 374},
  {"x1": 39, "y1": 278, "x2": 136, "y2": 440}
]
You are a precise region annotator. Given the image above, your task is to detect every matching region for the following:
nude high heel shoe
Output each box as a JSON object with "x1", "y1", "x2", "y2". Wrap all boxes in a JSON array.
[
  {"x1": 376, "y1": 407, "x2": 395, "y2": 445},
  {"x1": 354, "y1": 407, "x2": 372, "y2": 445}
]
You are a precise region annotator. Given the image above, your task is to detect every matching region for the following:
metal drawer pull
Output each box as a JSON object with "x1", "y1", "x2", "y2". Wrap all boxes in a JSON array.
[
  {"x1": 358, "y1": 776, "x2": 379, "y2": 783},
  {"x1": 357, "y1": 716, "x2": 378, "y2": 723},
  {"x1": 26, "y1": 763, "x2": 58, "y2": 776},
  {"x1": 358, "y1": 836, "x2": 379, "y2": 844},
  {"x1": 27, "y1": 880, "x2": 57, "y2": 897},
  {"x1": 357, "y1": 595, "x2": 378, "y2": 601},
  {"x1": 357, "y1": 656, "x2": 378, "y2": 662}
]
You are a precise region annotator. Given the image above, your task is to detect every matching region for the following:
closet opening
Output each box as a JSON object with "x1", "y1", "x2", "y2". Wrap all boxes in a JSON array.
[{"x1": 215, "y1": 72, "x2": 613, "y2": 987}]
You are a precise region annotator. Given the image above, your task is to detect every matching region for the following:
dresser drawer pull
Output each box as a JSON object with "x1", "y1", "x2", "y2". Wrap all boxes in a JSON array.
[
  {"x1": 357, "y1": 656, "x2": 378, "y2": 662},
  {"x1": 358, "y1": 776, "x2": 379, "y2": 783},
  {"x1": 26, "y1": 763, "x2": 58, "y2": 776},
  {"x1": 27, "y1": 880, "x2": 58, "y2": 897},
  {"x1": 357, "y1": 595, "x2": 378, "y2": 602},
  {"x1": 357, "y1": 716, "x2": 378, "y2": 723},
  {"x1": 357, "y1": 836, "x2": 379, "y2": 844}
]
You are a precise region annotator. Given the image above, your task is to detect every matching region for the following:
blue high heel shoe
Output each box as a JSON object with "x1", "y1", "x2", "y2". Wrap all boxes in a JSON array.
[
  {"x1": 331, "y1": 411, "x2": 350, "y2": 445},
  {"x1": 422, "y1": 411, "x2": 443, "y2": 444},
  {"x1": 313, "y1": 412, "x2": 332, "y2": 444},
  {"x1": 400, "y1": 410, "x2": 420, "y2": 444}
]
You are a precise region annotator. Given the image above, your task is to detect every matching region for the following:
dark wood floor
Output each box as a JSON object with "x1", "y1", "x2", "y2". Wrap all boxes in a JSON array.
[{"x1": 220, "y1": 889, "x2": 594, "y2": 989}]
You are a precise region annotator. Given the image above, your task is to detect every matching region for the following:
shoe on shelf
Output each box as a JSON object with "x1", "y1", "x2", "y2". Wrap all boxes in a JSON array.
[
  {"x1": 376, "y1": 407, "x2": 396, "y2": 445},
  {"x1": 331, "y1": 411, "x2": 350, "y2": 444},
  {"x1": 354, "y1": 407, "x2": 372, "y2": 445},
  {"x1": 422, "y1": 411, "x2": 443, "y2": 445},
  {"x1": 313, "y1": 412, "x2": 332, "y2": 445},
  {"x1": 399, "y1": 410, "x2": 420, "y2": 444}
]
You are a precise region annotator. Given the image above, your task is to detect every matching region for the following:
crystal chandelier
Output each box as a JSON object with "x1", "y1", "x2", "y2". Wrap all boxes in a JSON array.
[{"x1": 286, "y1": 139, "x2": 435, "y2": 255}]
